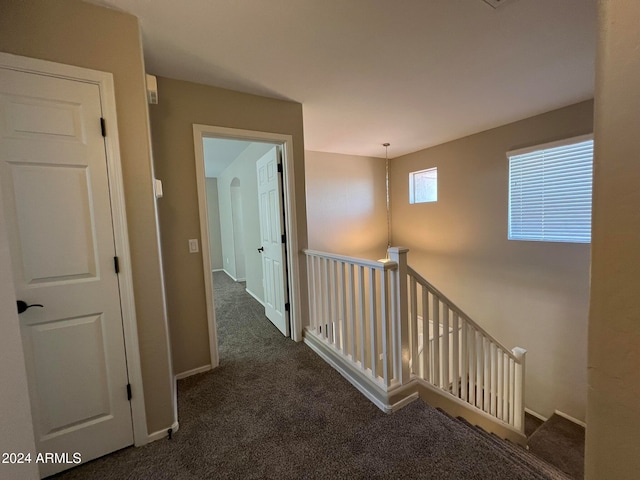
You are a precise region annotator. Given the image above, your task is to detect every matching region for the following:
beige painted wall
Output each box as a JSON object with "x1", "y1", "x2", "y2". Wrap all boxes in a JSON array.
[
  {"x1": 305, "y1": 151, "x2": 388, "y2": 260},
  {"x1": 205, "y1": 178, "x2": 223, "y2": 270},
  {"x1": 217, "y1": 144, "x2": 274, "y2": 300},
  {"x1": 586, "y1": 1, "x2": 640, "y2": 477},
  {"x1": 390, "y1": 100, "x2": 594, "y2": 421},
  {"x1": 0, "y1": 0, "x2": 174, "y2": 434},
  {"x1": 149, "y1": 76, "x2": 307, "y2": 376}
]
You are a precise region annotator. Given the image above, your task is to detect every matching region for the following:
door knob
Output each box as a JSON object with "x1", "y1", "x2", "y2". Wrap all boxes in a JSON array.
[
  {"x1": 17, "y1": 300, "x2": 44, "y2": 314},
  {"x1": 257, "y1": 246, "x2": 264, "y2": 253}
]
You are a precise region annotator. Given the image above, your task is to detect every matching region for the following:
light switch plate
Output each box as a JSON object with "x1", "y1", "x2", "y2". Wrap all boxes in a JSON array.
[{"x1": 188, "y1": 239, "x2": 199, "y2": 253}]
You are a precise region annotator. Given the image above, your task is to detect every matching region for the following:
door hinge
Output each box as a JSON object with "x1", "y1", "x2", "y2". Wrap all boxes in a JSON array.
[
  {"x1": 277, "y1": 163, "x2": 283, "y2": 173},
  {"x1": 281, "y1": 234, "x2": 286, "y2": 244},
  {"x1": 285, "y1": 302, "x2": 290, "y2": 312},
  {"x1": 114, "y1": 256, "x2": 120, "y2": 274},
  {"x1": 100, "y1": 117, "x2": 106, "y2": 137},
  {"x1": 126, "y1": 383, "x2": 132, "y2": 401}
]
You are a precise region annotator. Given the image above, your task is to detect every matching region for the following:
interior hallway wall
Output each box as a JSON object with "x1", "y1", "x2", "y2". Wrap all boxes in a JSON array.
[
  {"x1": 305, "y1": 150, "x2": 388, "y2": 260},
  {"x1": 205, "y1": 178, "x2": 223, "y2": 270},
  {"x1": 0, "y1": 0, "x2": 174, "y2": 434},
  {"x1": 586, "y1": 1, "x2": 640, "y2": 477},
  {"x1": 390, "y1": 100, "x2": 593, "y2": 421}
]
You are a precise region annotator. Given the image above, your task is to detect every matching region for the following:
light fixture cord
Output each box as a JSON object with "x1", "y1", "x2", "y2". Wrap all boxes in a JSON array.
[{"x1": 384, "y1": 143, "x2": 391, "y2": 253}]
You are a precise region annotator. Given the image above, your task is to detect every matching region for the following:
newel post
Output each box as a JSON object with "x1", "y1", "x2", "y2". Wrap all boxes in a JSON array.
[
  {"x1": 512, "y1": 347, "x2": 527, "y2": 432},
  {"x1": 388, "y1": 247, "x2": 410, "y2": 385}
]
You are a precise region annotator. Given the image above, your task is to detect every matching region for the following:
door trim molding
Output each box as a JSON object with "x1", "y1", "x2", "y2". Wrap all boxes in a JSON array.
[
  {"x1": 0, "y1": 52, "x2": 149, "y2": 446},
  {"x1": 193, "y1": 124, "x2": 303, "y2": 369}
]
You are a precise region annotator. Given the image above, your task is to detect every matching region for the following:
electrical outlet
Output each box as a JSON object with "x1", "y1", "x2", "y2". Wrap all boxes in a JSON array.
[{"x1": 188, "y1": 239, "x2": 199, "y2": 253}]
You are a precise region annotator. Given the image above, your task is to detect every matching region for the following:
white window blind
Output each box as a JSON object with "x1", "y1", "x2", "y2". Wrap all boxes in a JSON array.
[
  {"x1": 508, "y1": 137, "x2": 593, "y2": 243},
  {"x1": 410, "y1": 167, "x2": 438, "y2": 204}
]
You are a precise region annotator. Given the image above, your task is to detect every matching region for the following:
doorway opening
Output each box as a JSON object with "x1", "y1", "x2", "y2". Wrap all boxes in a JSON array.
[{"x1": 193, "y1": 125, "x2": 302, "y2": 369}]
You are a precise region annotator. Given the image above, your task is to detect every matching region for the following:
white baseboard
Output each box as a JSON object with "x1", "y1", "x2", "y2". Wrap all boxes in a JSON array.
[
  {"x1": 525, "y1": 408, "x2": 548, "y2": 422},
  {"x1": 212, "y1": 268, "x2": 224, "y2": 273},
  {"x1": 174, "y1": 364, "x2": 212, "y2": 380},
  {"x1": 223, "y1": 269, "x2": 238, "y2": 281},
  {"x1": 147, "y1": 420, "x2": 179, "y2": 443},
  {"x1": 246, "y1": 288, "x2": 265, "y2": 306},
  {"x1": 554, "y1": 409, "x2": 586, "y2": 428},
  {"x1": 303, "y1": 335, "x2": 390, "y2": 413}
]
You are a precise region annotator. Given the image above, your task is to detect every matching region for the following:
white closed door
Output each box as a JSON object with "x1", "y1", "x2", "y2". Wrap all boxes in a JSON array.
[
  {"x1": 256, "y1": 147, "x2": 289, "y2": 336},
  {"x1": 0, "y1": 68, "x2": 133, "y2": 477}
]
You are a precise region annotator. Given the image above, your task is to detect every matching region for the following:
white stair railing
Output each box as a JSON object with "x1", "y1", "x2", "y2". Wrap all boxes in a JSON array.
[
  {"x1": 303, "y1": 247, "x2": 526, "y2": 432},
  {"x1": 304, "y1": 249, "x2": 400, "y2": 389},
  {"x1": 406, "y1": 266, "x2": 526, "y2": 432}
]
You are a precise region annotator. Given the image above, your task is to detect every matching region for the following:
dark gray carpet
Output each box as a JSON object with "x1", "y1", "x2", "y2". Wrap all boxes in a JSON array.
[
  {"x1": 54, "y1": 271, "x2": 569, "y2": 479},
  {"x1": 525, "y1": 412, "x2": 545, "y2": 438},
  {"x1": 528, "y1": 414, "x2": 585, "y2": 479}
]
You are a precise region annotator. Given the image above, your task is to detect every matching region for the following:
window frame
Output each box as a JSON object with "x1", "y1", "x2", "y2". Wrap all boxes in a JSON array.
[
  {"x1": 507, "y1": 133, "x2": 594, "y2": 244},
  {"x1": 409, "y1": 167, "x2": 438, "y2": 204}
]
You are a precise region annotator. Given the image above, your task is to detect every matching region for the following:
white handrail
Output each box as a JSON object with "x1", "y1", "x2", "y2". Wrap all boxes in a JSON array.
[{"x1": 303, "y1": 249, "x2": 397, "y2": 270}]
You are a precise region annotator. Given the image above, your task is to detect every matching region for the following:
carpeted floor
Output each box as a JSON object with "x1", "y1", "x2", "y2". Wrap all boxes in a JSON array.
[
  {"x1": 54, "y1": 271, "x2": 570, "y2": 479},
  {"x1": 528, "y1": 414, "x2": 585, "y2": 479}
]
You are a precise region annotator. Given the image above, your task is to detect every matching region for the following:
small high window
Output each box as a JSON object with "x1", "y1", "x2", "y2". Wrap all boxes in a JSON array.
[
  {"x1": 508, "y1": 135, "x2": 593, "y2": 243},
  {"x1": 409, "y1": 167, "x2": 438, "y2": 204}
]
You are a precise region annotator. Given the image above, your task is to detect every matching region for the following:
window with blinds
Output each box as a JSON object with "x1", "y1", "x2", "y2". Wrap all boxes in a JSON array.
[{"x1": 508, "y1": 135, "x2": 593, "y2": 243}]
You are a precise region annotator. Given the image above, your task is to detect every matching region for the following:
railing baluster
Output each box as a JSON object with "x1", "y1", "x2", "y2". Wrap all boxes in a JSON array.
[
  {"x1": 381, "y1": 268, "x2": 389, "y2": 387},
  {"x1": 348, "y1": 263, "x2": 356, "y2": 361},
  {"x1": 318, "y1": 257, "x2": 324, "y2": 338},
  {"x1": 410, "y1": 276, "x2": 418, "y2": 375},
  {"x1": 442, "y1": 304, "x2": 450, "y2": 390},
  {"x1": 483, "y1": 337, "x2": 490, "y2": 413},
  {"x1": 509, "y1": 356, "x2": 515, "y2": 425},
  {"x1": 490, "y1": 342, "x2": 496, "y2": 415},
  {"x1": 422, "y1": 285, "x2": 429, "y2": 382},
  {"x1": 339, "y1": 261, "x2": 347, "y2": 351},
  {"x1": 369, "y1": 268, "x2": 377, "y2": 379},
  {"x1": 432, "y1": 293, "x2": 440, "y2": 387},
  {"x1": 497, "y1": 347, "x2": 503, "y2": 420},
  {"x1": 390, "y1": 269, "x2": 399, "y2": 381},
  {"x1": 468, "y1": 326, "x2": 476, "y2": 407},
  {"x1": 323, "y1": 258, "x2": 330, "y2": 341},
  {"x1": 503, "y1": 352, "x2": 510, "y2": 423},
  {"x1": 358, "y1": 265, "x2": 366, "y2": 369},
  {"x1": 460, "y1": 319, "x2": 468, "y2": 401},
  {"x1": 476, "y1": 330, "x2": 483, "y2": 409},
  {"x1": 330, "y1": 260, "x2": 337, "y2": 345},
  {"x1": 307, "y1": 255, "x2": 315, "y2": 333},
  {"x1": 452, "y1": 312, "x2": 459, "y2": 397}
]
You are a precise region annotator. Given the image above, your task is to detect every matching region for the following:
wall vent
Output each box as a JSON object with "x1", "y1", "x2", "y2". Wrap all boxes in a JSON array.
[{"x1": 482, "y1": 0, "x2": 515, "y2": 8}]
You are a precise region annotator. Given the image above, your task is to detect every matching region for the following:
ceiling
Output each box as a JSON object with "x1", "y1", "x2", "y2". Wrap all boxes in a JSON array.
[
  {"x1": 90, "y1": 0, "x2": 597, "y2": 158},
  {"x1": 203, "y1": 138, "x2": 251, "y2": 178}
]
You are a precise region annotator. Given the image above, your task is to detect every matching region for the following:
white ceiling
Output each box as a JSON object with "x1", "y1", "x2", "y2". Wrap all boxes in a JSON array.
[
  {"x1": 203, "y1": 138, "x2": 251, "y2": 177},
  {"x1": 91, "y1": 0, "x2": 597, "y2": 158}
]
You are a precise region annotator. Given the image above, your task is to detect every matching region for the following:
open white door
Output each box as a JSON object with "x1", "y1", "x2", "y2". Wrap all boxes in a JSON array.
[
  {"x1": 0, "y1": 67, "x2": 134, "y2": 477},
  {"x1": 256, "y1": 147, "x2": 289, "y2": 336}
]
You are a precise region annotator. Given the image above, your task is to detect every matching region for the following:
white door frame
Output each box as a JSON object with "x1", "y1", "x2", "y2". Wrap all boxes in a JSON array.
[
  {"x1": 0, "y1": 52, "x2": 149, "y2": 446},
  {"x1": 193, "y1": 124, "x2": 303, "y2": 368}
]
